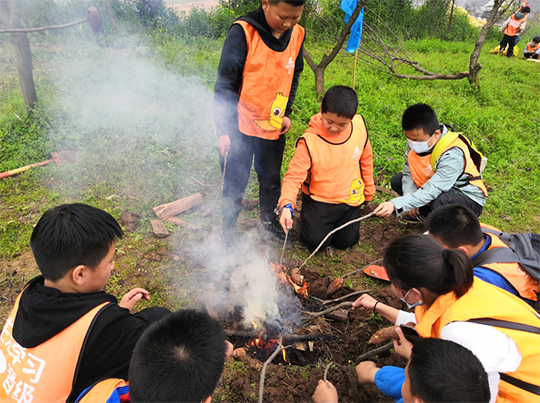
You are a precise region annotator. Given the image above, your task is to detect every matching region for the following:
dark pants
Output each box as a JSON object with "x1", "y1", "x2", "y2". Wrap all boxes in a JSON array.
[
  {"x1": 221, "y1": 129, "x2": 286, "y2": 228},
  {"x1": 390, "y1": 172, "x2": 483, "y2": 217},
  {"x1": 300, "y1": 193, "x2": 363, "y2": 252},
  {"x1": 524, "y1": 52, "x2": 539, "y2": 60},
  {"x1": 500, "y1": 34, "x2": 517, "y2": 58}
]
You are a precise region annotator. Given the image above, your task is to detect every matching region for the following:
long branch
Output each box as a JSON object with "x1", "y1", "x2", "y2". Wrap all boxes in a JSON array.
[
  {"x1": 259, "y1": 335, "x2": 283, "y2": 403},
  {"x1": 301, "y1": 301, "x2": 354, "y2": 321},
  {"x1": 0, "y1": 17, "x2": 88, "y2": 33}
]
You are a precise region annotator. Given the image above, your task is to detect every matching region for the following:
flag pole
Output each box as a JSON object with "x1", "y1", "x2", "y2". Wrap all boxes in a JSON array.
[{"x1": 352, "y1": 49, "x2": 358, "y2": 90}]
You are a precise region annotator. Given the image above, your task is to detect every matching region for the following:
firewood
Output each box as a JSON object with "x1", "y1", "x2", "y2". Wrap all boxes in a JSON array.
[
  {"x1": 163, "y1": 216, "x2": 200, "y2": 231},
  {"x1": 152, "y1": 193, "x2": 203, "y2": 219},
  {"x1": 150, "y1": 220, "x2": 169, "y2": 238}
]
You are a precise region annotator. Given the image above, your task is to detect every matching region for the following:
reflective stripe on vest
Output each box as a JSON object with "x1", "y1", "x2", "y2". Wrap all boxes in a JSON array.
[
  {"x1": 504, "y1": 15, "x2": 526, "y2": 36},
  {"x1": 480, "y1": 232, "x2": 540, "y2": 301},
  {"x1": 414, "y1": 278, "x2": 540, "y2": 403},
  {"x1": 408, "y1": 132, "x2": 488, "y2": 196},
  {"x1": 301, "y1": 115, "x2": 368, "y2": 206},
  {"x1": 235, "y1": 21, "x2": 304, "y2": 140},
  {"x1": 0, "y1": 293, "x2": 110, "y2": 403},
  {"x1": 76, "y1": 378, "x2": 129, "y2": 403}
]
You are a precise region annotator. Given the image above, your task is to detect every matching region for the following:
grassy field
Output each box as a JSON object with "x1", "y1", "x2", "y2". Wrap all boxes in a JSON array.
[{"x1": 1, "y1": 18, "x2": 539, "y2": 313}]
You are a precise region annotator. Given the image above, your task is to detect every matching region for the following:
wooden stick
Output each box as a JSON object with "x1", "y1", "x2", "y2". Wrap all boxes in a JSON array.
[
  {"x1": 321, "y1": 289, "x2": 372, "y2": 305},
  {"x1": 153, "y1": 193, "x2": 203, "y2": 219},
  {"x1": 352, "y1": 49, "x2": 358, "y2": 90},
  {"x1": 299, "y1": 212, "x2": 376, "y2": 270},
  {"x1": 342, "y1": 259, "x2": 383, "y2": 280},
  {"x1": 259, "y1": 335, "x2": 283, "y2": 403},
  {"x1": 279, "y1": 231, "x2": 288, "y2": 267},
  {"x1": 302, "y1": 301, "x2": 354, "y2": 321},
  {"x1": 324, "y1": 361, "x2": 334, "y2": 381},
  {"x1": 354, "y1": 342, "x2": 393, "y2": 364},
  {"x1": 0, "y1": 18, "x2": 88, "y2": 34}
]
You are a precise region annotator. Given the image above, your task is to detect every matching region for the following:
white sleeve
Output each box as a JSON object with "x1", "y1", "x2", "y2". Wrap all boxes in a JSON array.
[
  {"x1": 395, "y1": 311, "x2": 416, "y2": 325},
  {"x1": 441, "y1": 322, "x2": 521, "y2": 403}
]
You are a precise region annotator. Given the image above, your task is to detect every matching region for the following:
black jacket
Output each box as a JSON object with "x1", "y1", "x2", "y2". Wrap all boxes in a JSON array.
[
  {"x1": 214, "y1": 7, "x2": 305, "y2": 138},
  {"x1": 13, "y1": 276, "x2": 169, "y2": 402}
]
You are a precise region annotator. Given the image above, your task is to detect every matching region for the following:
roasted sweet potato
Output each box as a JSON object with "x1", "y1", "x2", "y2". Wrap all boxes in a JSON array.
[
  {"x1": 369, "y1": 322, "x2": 416, "y2": 344},
  {"x1": 290, "y1": 268, "x2": 303, "y2": 286},
  {"x1": 327, "y1": 277, "x2": 344, "y2": 295}
]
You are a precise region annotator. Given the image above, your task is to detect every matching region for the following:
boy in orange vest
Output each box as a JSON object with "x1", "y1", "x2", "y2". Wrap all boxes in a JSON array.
[
  {"x1": 375, "y1": 104, "x2": 487, "y2": 222},
  {"x1": 523, "y1": 36, "x2": 540, "y2": 59},
  {"x1": 278, "y1": 85, "x2": 374, "y2": 252},
  {"x1": 313, "y1": 338, "x2": 490, "y2": 403},
  {"x1": 214, "y1": 0, "x2": 306, "y2": 247},
  {"x1": 498, "y1": 6, "x2": 530, "y2": 58},
  {"x1": 426, "y1": 204, "x2": 539, "y2": 308},
  {"x1": 75, "y1": 309, "x2": 234, "y2": 403},
  {"x1": 0, "y1": 203, "x2": 170, "y2": 403}
]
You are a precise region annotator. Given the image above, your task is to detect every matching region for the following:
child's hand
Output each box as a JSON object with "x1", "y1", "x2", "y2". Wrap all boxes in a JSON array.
[
  {"x1": 312, "y1": 380, "x2": 338, "y2": 403},
  {"x1": 374, "y1": 202, "x2": 395, "y2": 218},
  {"x1": 352, "y1": 294, "x2": 379, "y2": 312},
  {"x1": 356, "y1": 361, "x2": 380, "y2": 384},
  {"x1": 119, "y1": 288, "x2": 150, "y2": 312},
  {"x1": 279, "y1": 208, "x2": 293, "y2": 233},
  {"x1": 224, "y1": 340, "x2": 234, "y2": 360},
  {"x1": 405, "y1": 207, "x2": 420, "y2": 218},
  {"x1": 218, "y1": 134, "x2": 231, "y2": 156},
  {"x1": 393, "y1": 327, "x2": 413, "y2": 360},
  {"x1": 280, "y1": 117, "x2": 292, "y2": 135}
]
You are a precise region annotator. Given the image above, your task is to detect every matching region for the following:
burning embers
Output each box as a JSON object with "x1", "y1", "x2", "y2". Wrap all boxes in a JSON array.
[{"x1": 269, "y1": 262, "x2": 310, "y2": 299}]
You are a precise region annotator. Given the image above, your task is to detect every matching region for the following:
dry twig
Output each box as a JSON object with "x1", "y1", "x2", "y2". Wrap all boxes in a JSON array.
[
  {"x1": 354, "y1": 342, "x2": 393, "y2": 364},
  {"x1": 258, "y1": 335, "x2": 283, "y2": 403},
  {"x1": 302, "y1": 301, "x2": 354, "y2": 321},
  {"x1": 321, "y1": 290, "x2": 372, "y2": 305}
]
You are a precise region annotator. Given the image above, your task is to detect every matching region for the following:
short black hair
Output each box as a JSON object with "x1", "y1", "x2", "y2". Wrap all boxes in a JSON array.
[
  {"x1": 409, "y1": 338, "x2": 490, "y2": 402},
  {"x1": 533, "y1": 36, "x2": 540, "y2": 43},
  {"x1": 268, "y1": 0, "x2": 307, "y2": 5},
  {"x1": 321, "y1": 85, "x2": 358, "y2": 119},
  {"x1": 521, "y1": 6, "x2": 530, "y2": 13},
  {"x1": 30, "y1": 203, "x2": 123, "y2": 281},
  {"x1": 401, "y1": 103, "x2": 439, "y2": 135},
  {"x1": 129, "y1": 309, "x2": 227, "y2": 403},
  {"x1": 425, "y1": 204, "x2": 484, "y2": 248}
]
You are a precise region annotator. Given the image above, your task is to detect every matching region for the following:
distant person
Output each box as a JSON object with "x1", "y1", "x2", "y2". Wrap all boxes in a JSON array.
[
  {"x1": 374, "y1": 104, "x2": 487, "y2": 222},
  {"x1": 214, "y1": 0, "x2": 306, "y2": 247},
  {"x1": 524, "y1": 36, "x2": 540, "y2": 59},
  {"x1": 499, "y1": 6, "x2": 530, "y2": 57},
  {"x1": 313, "y1": 338, "x2": 491, "y2": 403},
  {"x1": 76, "y1": 309, "x2": 234, "y2": 403},
  {"x1": 426, "y1": 204, "x2": 539, "y2": 308},
  {"x1": 278, "y1": 85, "x2": 374, "y2": 252},
  {"x1": 0, "y1": 203, "x2": 170, "y2": 402}
]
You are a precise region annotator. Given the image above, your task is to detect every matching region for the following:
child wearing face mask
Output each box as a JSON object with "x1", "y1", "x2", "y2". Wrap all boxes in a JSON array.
[{"x1": 374, "y1": 103, "x2": 487, "y2": 222}]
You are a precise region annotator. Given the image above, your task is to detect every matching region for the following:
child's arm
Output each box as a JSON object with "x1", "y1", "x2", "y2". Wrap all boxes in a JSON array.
[
  {"x1": 214, "y1": 25, "x2": 248, "y2": 155},
  {"x1": 360, "y1": 139, "x2": 375, "y2": 202}
]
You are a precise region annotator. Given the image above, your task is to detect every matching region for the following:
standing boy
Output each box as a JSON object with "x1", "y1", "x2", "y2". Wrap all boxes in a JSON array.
[
  {"x1": 499, "y1": 6, "x2": 530, "y2": 57},
  {"x1": 375, "y1": 104, "x2": 487, "y2": 222},
  {"x1": 214, "y1": 0, "x2": 306, "y2": 247},
  {"x1": 0, "y1": 203, "x2": 170, "y2": 402},
  {"x1": 278, "y1": 85, "x2": 374, "y2": 252},
  {"x1": 524, "y1": 36, "x2": 540, "y2": 59}
]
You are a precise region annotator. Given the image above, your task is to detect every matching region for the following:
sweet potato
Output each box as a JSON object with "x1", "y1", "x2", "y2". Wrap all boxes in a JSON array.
[
  {"x1": 369, "y1": 322, "x2": 416, "y2": 344},
  {"x1": 290, "y1": 268, "x2": 303, "y2": 286},
  {"x1": 327, "y1": 277, "x2": 344, "y2": 295}
]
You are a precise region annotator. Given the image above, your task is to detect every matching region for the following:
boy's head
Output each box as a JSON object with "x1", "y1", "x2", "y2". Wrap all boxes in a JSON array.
[
  {"x1": 262, "y1": 0, "x2": 305, "y2": 38},
  {"x1": 320, "y1": 85, "x2": 358, "y2": 135},
  {"x1": 402, "y1": 103, "x2": 442, "y2": 153},
  {"x1": 402, "y1": 338, "x2": 490, "y2": 403},
  {"x1": 425, "y1": 204, "x2": 484, "y2": 251},
  {"x1": 533, "y1": 36, "x2": 540, "y2": 45},
  {"x1": 30, "y1": 203, "x2": 123, "y2": 283},
  {"x1": 520, "y1": 5, "x2": 530, "y2": 13},
  {"x1": 129, "y1": 309, "x2": 228, "y2": 403}
]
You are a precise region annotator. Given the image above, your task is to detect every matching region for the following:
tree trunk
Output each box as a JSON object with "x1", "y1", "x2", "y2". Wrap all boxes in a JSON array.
[
  {"x1": 468, "y1": 0, "x2": 505, "y2": 89},
  {"x1": 0, "y1": 0, "x2": 37, "y2": 111},
  {"x1": 448, "y1": 0, "x2": 455, "y2": 31}
]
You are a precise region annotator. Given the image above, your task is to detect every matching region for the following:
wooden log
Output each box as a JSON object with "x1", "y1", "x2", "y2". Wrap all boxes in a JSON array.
[
  {"x1": 163, "y1": 216, "x2": 200, "y2": 231},
  {"x1": 150, "y1": 220, "x2": 169, "y2": 238},
  {"x1": 153, "y1": 193, "x2": 203, "y2": 219}
]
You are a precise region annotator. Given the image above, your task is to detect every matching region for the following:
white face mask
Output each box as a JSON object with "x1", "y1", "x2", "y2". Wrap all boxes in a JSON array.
[
  {"x1": 407, "y1": 134, "x2": 435, "y2": 154},
  {"x1": 400, "y1": 289, "x2": 423, "y2": 309}
]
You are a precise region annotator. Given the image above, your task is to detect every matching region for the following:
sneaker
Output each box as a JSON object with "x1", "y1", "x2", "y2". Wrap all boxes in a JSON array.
[
  {"x1": 400, "y1": 214, "x2": 427, "y2": 224},
  {"x1": 221, "y1": 226, "x2": 236, "y2": 248},
  {"x1": 259, "y1": 220, "x2": 294, "y2": 244}
]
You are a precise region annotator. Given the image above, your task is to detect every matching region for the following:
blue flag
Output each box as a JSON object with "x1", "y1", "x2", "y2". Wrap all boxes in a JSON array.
[{"x1": 340, "y1": 0, "x2": 364, "y2": 53}]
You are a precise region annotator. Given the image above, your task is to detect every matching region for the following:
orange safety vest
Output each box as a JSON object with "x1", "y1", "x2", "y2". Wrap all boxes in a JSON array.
[
  {"x1": 235, "y1": 21, "x2": 304, "y2": 140},
  {"x1": 0, "y1": 292, "x2": 110, "y2": 403},
  {"x1": 504, "y1": 14, "x2": 526, "y2": 36},
  {"x1": 415, "y1": 278, "x2": 540, "y2": 403},
  {"x1": 478, "y1": 227, "x2": 539, "y2": 302},
  {"x1": 76, "y1": 378, "x2": 129, "y2": 403},
  {"x1": 408, "y1": 132, "x2": 488, "y2": 196},
  {"x1": 301, "y1": 115, "x2": 369, "y2": 206},
  {"x1": 526, "y1": 42, "x2": 540, "y2": 53}
]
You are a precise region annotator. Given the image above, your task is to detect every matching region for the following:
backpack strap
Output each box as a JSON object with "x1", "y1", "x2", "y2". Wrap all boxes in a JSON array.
[
  {"x1": 499, "y1": 374, "x2": 540, "y2": 396},
  {"x1": 471, "y1": 247, "x2": 519, "y2": 267}
]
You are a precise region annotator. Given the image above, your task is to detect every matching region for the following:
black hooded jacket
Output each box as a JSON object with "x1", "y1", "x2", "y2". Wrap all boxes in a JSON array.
[
  {"x1": 214, "y1": 7, "x2": 305, "y2": 138},
  {"x1": 12, "y1": 276, "x2": 169, "y2": 402}
]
